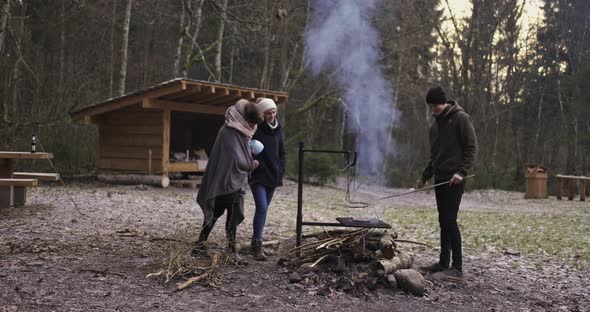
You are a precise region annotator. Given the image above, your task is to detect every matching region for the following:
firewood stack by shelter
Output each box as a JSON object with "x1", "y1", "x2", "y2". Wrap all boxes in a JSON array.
[{"x1": 278, "y1": 229, "x2": 427, "y2": 296}]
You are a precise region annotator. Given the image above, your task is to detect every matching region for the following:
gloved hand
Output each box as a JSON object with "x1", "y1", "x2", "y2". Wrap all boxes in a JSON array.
[{"x1": 449, "y1": 173, "x2": 463, "y2": 185}]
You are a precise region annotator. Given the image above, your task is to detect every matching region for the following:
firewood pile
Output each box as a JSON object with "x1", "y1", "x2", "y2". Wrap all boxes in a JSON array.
[{"x1": 278, "y1": 229, "x2": 427, "y2": 296}]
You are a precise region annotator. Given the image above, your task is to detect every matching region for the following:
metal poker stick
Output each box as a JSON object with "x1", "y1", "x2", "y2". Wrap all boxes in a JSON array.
[{"x1": 378, "y1": 175, "x2": 475, "y2": 201}]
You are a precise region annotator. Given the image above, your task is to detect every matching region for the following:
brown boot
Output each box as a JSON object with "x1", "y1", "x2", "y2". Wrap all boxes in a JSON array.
[{"x1": 251, "y1": 239, "x2": 267, "y2": 261}]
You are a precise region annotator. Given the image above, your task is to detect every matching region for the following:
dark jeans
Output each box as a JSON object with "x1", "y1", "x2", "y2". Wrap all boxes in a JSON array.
[
  {"x1": 250, "y1": 183, "x2": 275, "y2": 240},
  {"x1": 434, "y1": 179, "x2": 465, "y2": 271},
  {"x1": 212, "y1": 191, "x2": 245, "y2": 232}
]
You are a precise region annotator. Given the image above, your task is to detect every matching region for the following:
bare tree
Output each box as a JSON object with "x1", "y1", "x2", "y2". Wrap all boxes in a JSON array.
[
  {"x1": 173, "y1": 0, "x2": 187, "y2": 77},
  {"x1": 115, "y1": 0, "x2": 132, "y2": 96},
  {"x1": 109, "y1": 0, "x2": 118, "y2": 97},
  {"x1": 214, "y1": 0, "x2": 229, "y2": 82},
  {"x1": 181, "y1": 0, "x2": 205, "y2": 77},
  {"x1": 58, "y1": 0, "x2": 66, "y2": 109},
  {"x1": 259, "y1": 0, "x2": 270, "y2": 89},
  {"x1": 0, "y1": 0, "x2": 9, "y2": 53},
  {"x1": 0, "y1": 0, "x2": 10, "y2": 126}
]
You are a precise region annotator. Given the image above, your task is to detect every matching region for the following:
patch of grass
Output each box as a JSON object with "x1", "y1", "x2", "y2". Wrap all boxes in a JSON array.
[{"x1": 383, "y1": 207, "x2": 590, "y2": 269}]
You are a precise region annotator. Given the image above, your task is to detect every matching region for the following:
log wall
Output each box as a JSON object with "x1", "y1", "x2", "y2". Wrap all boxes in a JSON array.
[{"x1": 97, "y1": 105, "x2": 164, "y2": 173}]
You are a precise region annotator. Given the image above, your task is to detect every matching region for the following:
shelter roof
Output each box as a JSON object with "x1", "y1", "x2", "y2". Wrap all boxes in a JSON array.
[{"x1": 70, "y1": 78, "x2": 288, "y2": 121}]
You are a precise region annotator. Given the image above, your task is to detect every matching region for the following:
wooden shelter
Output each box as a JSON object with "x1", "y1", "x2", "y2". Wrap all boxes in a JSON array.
[{"x1": 71, "y1": 78, "x2": 288, "y2": 178}]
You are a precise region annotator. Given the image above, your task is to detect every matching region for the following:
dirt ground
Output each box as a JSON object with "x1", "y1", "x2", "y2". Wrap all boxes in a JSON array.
[{"x1": 1, "y1": 178, "x2": 589, "y2": 312}]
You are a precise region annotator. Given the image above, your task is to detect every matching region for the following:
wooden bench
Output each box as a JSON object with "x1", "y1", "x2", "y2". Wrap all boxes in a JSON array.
[
  {"x1": 555, "y1": 174, "x2": 590, "y2": 201},
  {"x1": 0, "y1": 178, "x2": 39, "y2": 187},
  {"x1": 0, "y1": 178, "x2": 38, "y2": 208},
  {"x1": 13, "y1": 173, "x2": 59, "y2": 207},
  {"x1": 13, "y1": 172, "x2": 60, "y2": 181}
]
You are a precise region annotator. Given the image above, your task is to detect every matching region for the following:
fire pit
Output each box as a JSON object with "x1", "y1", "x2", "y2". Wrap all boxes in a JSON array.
[{"x1": 279, "y1": 229, "x2": 426, "y2": 297}]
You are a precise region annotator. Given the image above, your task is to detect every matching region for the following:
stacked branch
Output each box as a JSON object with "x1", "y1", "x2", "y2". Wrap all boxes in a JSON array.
[
  {"x1": 146, "y1": 240, "x2": 224, "y2": 290},
  {"x1": 281, "y1": 229, "x2": 374, "y2": 267}
]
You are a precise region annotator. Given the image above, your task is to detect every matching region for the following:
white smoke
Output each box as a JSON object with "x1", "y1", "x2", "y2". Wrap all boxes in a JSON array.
[{"x1": 304, "y1": 0, "x2": 399, "y2": 180}]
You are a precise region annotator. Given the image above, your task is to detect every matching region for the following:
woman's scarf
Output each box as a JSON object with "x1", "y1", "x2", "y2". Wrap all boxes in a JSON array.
[
  {"x1": 267, "y1": 119, "x2": 279, "y2": 130},
  {"x1": 225, "y1": 100, "x2": 257, "y2": 138}
]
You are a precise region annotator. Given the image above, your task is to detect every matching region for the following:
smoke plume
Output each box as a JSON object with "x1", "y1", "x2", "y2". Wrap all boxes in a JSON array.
[{"x1": 304, "y1": 0, "x2": 399, "y2": 180}]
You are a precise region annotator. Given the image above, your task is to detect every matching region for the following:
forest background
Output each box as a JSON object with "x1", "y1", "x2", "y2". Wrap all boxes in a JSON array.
[{"x1": 0, "y1": 0, "x2": 589, "y2": 191}]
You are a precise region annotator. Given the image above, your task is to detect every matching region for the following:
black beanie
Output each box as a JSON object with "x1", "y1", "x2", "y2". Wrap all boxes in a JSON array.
[{"x1": 425, "y1": 86, "x2": 448, "y2": 104}]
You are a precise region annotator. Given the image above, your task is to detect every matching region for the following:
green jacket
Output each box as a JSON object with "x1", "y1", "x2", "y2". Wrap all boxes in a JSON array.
[{"x1": 421, "y1": 101, "x2": 478, "y2": 182}]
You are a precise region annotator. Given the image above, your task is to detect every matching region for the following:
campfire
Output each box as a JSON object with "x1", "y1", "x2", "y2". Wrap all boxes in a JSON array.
[{"x1": 278, "y1": 229, "x2": 427, "y2": 297}]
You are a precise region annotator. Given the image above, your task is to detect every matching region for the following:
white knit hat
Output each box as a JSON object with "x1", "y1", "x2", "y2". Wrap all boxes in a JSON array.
[{"x1": 258, "y1": 98, "x2": 277, "y2": 113}]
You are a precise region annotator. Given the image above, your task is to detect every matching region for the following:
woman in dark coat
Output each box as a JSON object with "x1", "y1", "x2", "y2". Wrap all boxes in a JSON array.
[
  {"x1": 193, "y1": 99, "x2": 262, "y2": 265},
  {"x1": 249, "y1": 98, "x2": 286, "y2": 261}
]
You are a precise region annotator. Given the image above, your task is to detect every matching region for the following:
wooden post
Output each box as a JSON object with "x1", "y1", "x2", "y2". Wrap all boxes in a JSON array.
[
  {"x1": 567, "y1": 179, "x2": 575, "y2": 201},
  {"x1": 162, "y1": 109, "x2": 170, "y2": 175},
  {"x1": 148, "y1": 149, "x2": 152, "y2": 175},
  {"x1": 0, "y1": 159, "x2": 11, "y2": 208},
  {"x1": 580, "y1": 180, "x2": 586, "y2": 202},
  {"x1": 13, "y1": 187, "x2": 25, "y2": 207},
  {"x1": 556, "y1": 176, "x2": 563, "y2": 200}
]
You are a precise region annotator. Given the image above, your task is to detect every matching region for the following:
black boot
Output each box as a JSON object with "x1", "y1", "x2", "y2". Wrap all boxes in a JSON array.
[
  {"x1": 251, "y1": 238, "x2": 267, "y2": 261},
  {"x1": 226, "y1": 229, "x2": 248, "y2": 266},
  {"x1": 192, "y1": 218, "x2": 217, "y2": 256}
]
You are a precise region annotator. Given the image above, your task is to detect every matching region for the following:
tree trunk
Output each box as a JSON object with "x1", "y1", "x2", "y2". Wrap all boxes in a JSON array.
[
  {"x1": 109, "y1": 0, "x2": 118, "y2": 97},
  {"x1": 259, "y1": 0, "x2": 270, "y2": 89},
  {"x1": 278, "y1": 7, "x2": 288, "y2": 90},
  {"x1": 142, "y1": 20, "x2": 155, "y2": 87},
  {"x1": 228, "y1": 42, "x2": 235, "y2": 83},
  {"x1": 142, "y1": 1, "x2": 160, "y2": 87},
  {"x1": 0, "y1": 0, "x2": 9, "y2": 126},
  {"x1": 181, "y1": 0, "x2": 205, "y2": 78},
  {"x1": 0, "y1": 0, "x2": 9, "y2": 54},
  {"x1": 574, "y1": 117, "x2": 579, "y2": 174},
  {"x1": 11, "y1": 55, "x2": 19, "y2": 120},
  {"x1": 57, "y1": 0, "x2": 66, "y2": 117},
  {"x1": 116, "y1": 0, "x2": 132, "y2": 96},
  {"x1": 213, "y1": 0, "x2": 229, "y2": 82},
  {"x1": 1, "y1": 69, "x2": 7, "y2": 126},
  {"x1": 533, "y1": 92, "x2": 544, "y2": 159},
  {"x1": 173, "y1": 0, "x2": 186, "y2": 77}
]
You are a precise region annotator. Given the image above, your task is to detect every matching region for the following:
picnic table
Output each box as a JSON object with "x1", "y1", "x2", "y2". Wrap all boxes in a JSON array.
[{"x1": 0, "y1": 151, "x2": 56, "y2": 208}]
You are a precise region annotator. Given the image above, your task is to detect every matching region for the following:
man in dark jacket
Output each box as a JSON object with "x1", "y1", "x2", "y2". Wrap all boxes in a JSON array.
[{"x1": 416, "y1": 86, "x2": 477, "y2": 279}]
